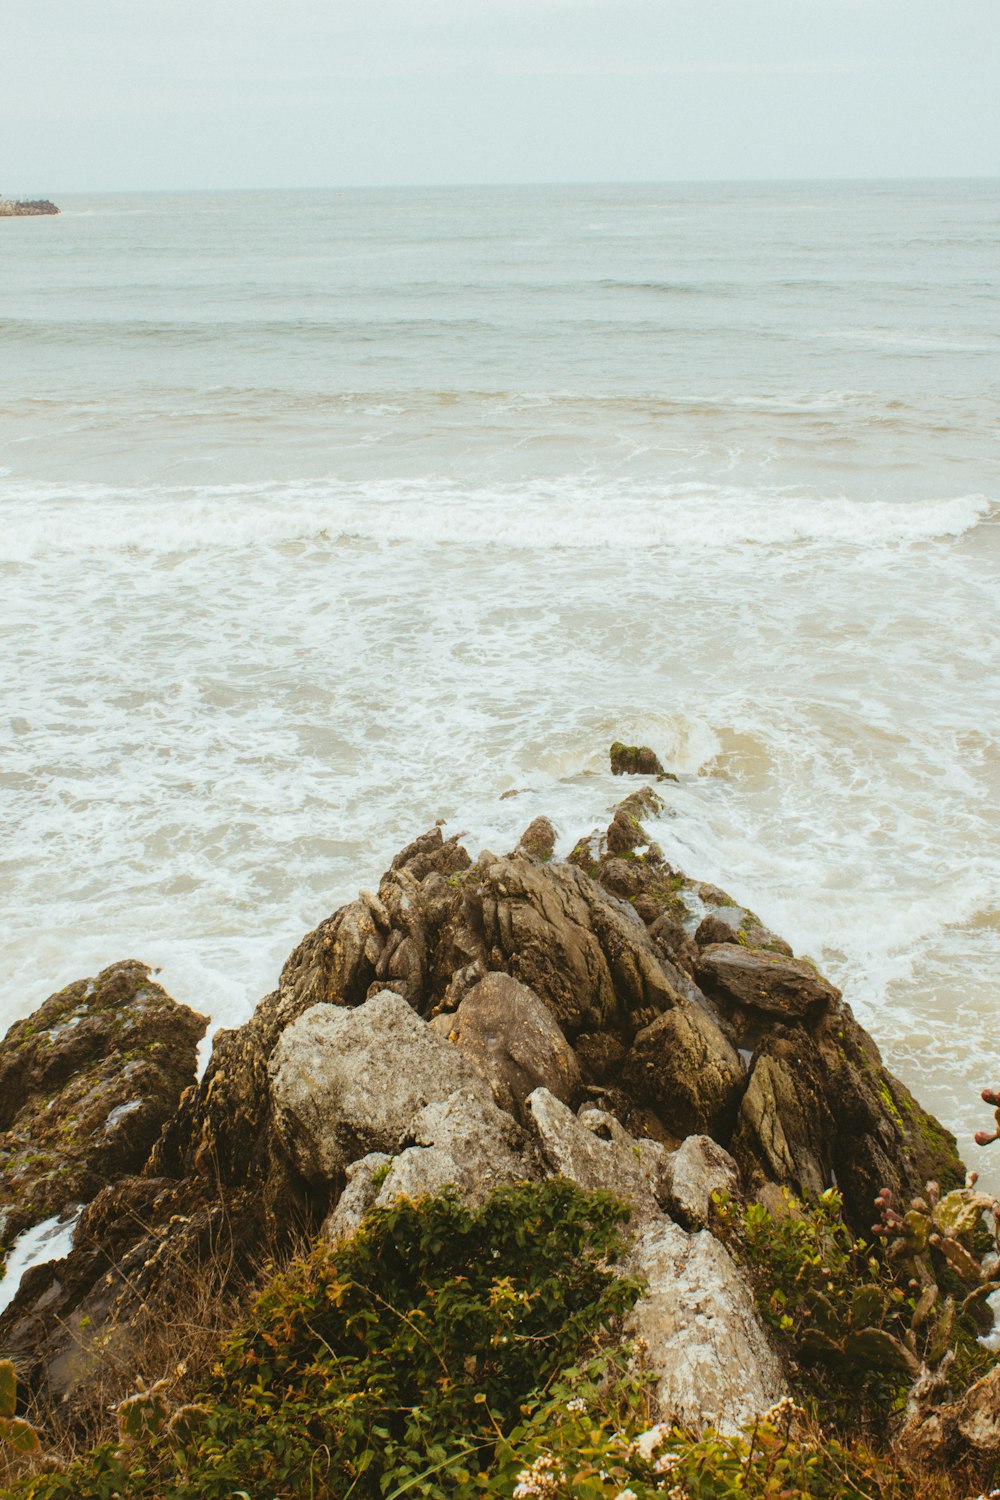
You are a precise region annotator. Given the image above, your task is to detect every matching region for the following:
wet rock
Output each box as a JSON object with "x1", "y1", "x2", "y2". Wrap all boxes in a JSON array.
[
  {"x1": 525, "y1": 1087, "x2": 663, "y2": 1213},
  {"x1": 625, "y1": 1218, "x2": 787, "y2": 1432},
  {"x1": 0, "y1": 961, "x2": 206, "y2": 1249},
  {"x1": 619, "y1": 1004, "x2": 744, "y2": 1142},
  {"x1": 268, "y1": 990, "x2": 488, "y2": 1182},
  {"x1": 647, "y1": 913, "x2": 700, "y2": 975},
  {"x1": 516, "y1": 816, "x2": 557, "y2": 862},
  {"x1": 656, "y1": 1134, "x2": 741, "y2": 1230},
  {"x1": 610, "y1": 742, "x2": 671, "y2": 777},
  {"x1": 695, "y1": 944, "x2": 839, "y2": 1022},
  {"x1": 449, "y1": 972, "x2": 581, "y2": 1118},
  {"x1": 732, "y1": 1008, "x2": 964, "y2": 1230},
  {"x1": 694, "y1": 907, "x2": 793, "y2": 957}
]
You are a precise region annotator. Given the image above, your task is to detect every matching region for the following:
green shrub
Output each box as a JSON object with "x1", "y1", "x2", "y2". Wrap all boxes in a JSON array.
[
  {"x1": 18, "y1": 1180, "x2": 641, "y2": 1500},
  {"x1": 715, "y1": 1183, "x2": 998, "y2": 1430}
]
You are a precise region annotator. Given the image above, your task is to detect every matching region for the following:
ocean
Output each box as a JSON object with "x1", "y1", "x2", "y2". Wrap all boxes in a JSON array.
[{"x1": 1, "y1": 180, "x2": 998, "y2": 1173}]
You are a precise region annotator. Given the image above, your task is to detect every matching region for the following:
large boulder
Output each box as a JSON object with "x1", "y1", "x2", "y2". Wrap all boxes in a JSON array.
[
  {"x1": 695, "y1": 945, "x2": 839, "y2": 1023},
  {"x1": 268, "y1": 990, "x2": 488, "y2": 1182},
  {"x1": 433, "y1": 855, "x2": 680, "y2": 1034},
  {"x1": 448, "y1": 972, "x2": 581, "y2": 1119},
  {"x1": 0, "y1": 961, "x2": 206, "y2": 1250},
  {"x1": 625, "y1": 1217, "x2": 787, "y2": 1433},
  {"x1": 324, "y1": 1088, "x2": 532, "y2": 1241},
  {"x1": 732, "y1": 1008, "x2": 964, "y2": 1229},
  {"x1": 656, "y1": 1134, "x2": 741, "y2": 1231},
  {"x1": 525, "y1": 1087, "x2": 664, "y2": 1215}
]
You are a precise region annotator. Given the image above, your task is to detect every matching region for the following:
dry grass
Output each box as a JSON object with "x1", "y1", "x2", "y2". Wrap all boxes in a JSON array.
[{"x1": 0, "y1": 1217, "x2": 311, "y2": 1490}]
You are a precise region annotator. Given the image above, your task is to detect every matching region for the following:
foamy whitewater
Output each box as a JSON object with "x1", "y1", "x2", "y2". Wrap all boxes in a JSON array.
[{"x1": 2, "y1": 182, "x2": 998, "y2": 1174}]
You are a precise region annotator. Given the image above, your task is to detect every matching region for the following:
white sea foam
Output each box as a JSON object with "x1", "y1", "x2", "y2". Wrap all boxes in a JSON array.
[
  {"x1": 0, "y1": 478, "x2": 991, "y2": 562},
  {"x1": 0, "y1": 1211, "x2": 81, "y2": 1316}
]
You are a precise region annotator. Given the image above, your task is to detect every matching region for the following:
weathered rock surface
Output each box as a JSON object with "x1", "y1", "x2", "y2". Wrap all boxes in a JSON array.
[
  {"x1": 620, "y1": 1005, "x2": 744, "y2": 1141},
  {"x1": 625, "y1": 1217, "x2": 787, "y2": 1432},
  {"x1": 610, "y1": 741, "x2": 673, "y2": 778},
  {"x1": 525, "y1": 1087, "x2": 664, "y2": 1214},
  {"x1": 268, "y1": 990, "x2": 487, "y2": 1182},
  {"x1": 516, "y1": 816, "x2": 557, "y2": 862},
  {"x1": 693, "y1": 904, "x2": 793, "y2": 957},
  {"x1": 0, "y1": 771, "x2": 965, "y2": 1437},
  {"x1": 448, "y1": 972, "x2": 581, "y2": 1118},
  {"x1": 656, "y1": 1134, "x2": 740, "y2": 1230},
  {"x1": 695, "y1": 944, "x2": 839, "y2": 1022},
  {"x1": 0, "y1": 961, "x2": 206, "y2": 1249}
]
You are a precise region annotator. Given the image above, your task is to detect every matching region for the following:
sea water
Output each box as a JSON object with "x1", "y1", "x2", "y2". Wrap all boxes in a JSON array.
[{"x1": 1, "y1": 182, "x2": 998, "y2": 1175}]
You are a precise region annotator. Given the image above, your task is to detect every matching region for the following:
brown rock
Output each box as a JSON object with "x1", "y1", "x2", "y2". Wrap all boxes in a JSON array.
[
  {"x1": 732, "y1": 1007, "x2": 964, "y2": 1230},
  {"x1": 0, "y1": 961, "x2": 206, "y2": 1249},
  {"x1": 433, "y1": 855, "x2": 681, "y2": 1035},
  {"x1": 610, "y1": 741, "x2": 669, "y2": 777},
  {"x1": 574, "y1": 1030, "x2": 626, "y2": 1084},
  {"x1": 620, "y1": 1004, "x2": 744, "y2": 1141},
  {"x1": 695, "y1": 944, "x2": 839, "y2": 1021},
  {"x1": 694, "y1": 906, "x2": 793, "y2": 957},
  {"x1": 449, "y1": 972, "x2": 581, "y2": 1119},
  {"x1": 516, "y1": 816, "x2": 557, "y2": 862}
]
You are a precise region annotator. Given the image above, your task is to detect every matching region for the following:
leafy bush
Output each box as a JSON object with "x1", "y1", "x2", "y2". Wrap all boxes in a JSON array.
[{"x1": 715, "y1": 1182, "x2": 998, "y2": 1429}]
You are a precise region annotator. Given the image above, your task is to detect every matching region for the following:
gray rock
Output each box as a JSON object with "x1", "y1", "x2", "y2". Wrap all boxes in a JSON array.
[
  {"x1": 450, "y1": 972, "x2": 581, "y2": 1118},
  {"x1": 322, "y1": 1088, "x2": 531, "y2": 1241},
  {"x1": 656, "y1": 1134, "x2": 740, "y2": 1230},
  {"x1": 322, "y1": 1153, "x2": 393, "y2": 1241},
  {"x1": 695, "y1": 944, "x2": 839, "y2": 1020},
  {"x1": 375, "y1": 1087, "x2": 530, "y2": 1204},
  {"x1": 625, "y1": 1218, "x2": 787, "y2": 1433},
  {"x1": 525, "y1": 1087, "x2": 663, "y2": 1213},
  {"x1": 268, "y1": 990, "x2": 488, "y2": 1182}
]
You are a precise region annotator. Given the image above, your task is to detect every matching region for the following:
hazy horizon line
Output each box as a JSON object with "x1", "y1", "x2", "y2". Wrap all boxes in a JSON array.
[{"x1": 20, "y1": 172, "x2": 1000, "y2": 198}]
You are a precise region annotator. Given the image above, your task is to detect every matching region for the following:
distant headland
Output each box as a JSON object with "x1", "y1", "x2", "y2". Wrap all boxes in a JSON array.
[{"x1": 0, "y1": 196, "x2": 59, "y2": 216}]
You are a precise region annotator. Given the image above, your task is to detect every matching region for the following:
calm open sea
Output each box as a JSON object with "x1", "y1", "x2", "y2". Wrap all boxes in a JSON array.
[{"x1": 1, "y1": 182, "x2": 998, "y2": 1168}]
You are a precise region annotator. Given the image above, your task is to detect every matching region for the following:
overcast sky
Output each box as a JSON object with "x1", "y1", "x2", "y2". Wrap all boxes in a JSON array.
[{"x1": 4, "y1": 0, "x2": 999, "y2": 192}]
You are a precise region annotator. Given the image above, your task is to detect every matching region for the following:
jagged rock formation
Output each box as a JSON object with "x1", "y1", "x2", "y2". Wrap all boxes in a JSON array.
[{"x1": 0, "y1": 779, "x2": 964, "y2": 1435}]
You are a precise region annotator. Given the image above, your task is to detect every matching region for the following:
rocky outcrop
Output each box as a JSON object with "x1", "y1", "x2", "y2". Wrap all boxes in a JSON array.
[
  {"x1": 0, "y1": 198, "x2": 59, "y2": 217},
  {"x1": 0, "y1": 781, "x2": 964, "y2": 1435},
  {"x1": 0, "y1": 961, "x2": 206, "y2": 1250},
  {"x1": 268, "y1": 990, "x2": 488, "y2": 1181}
]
